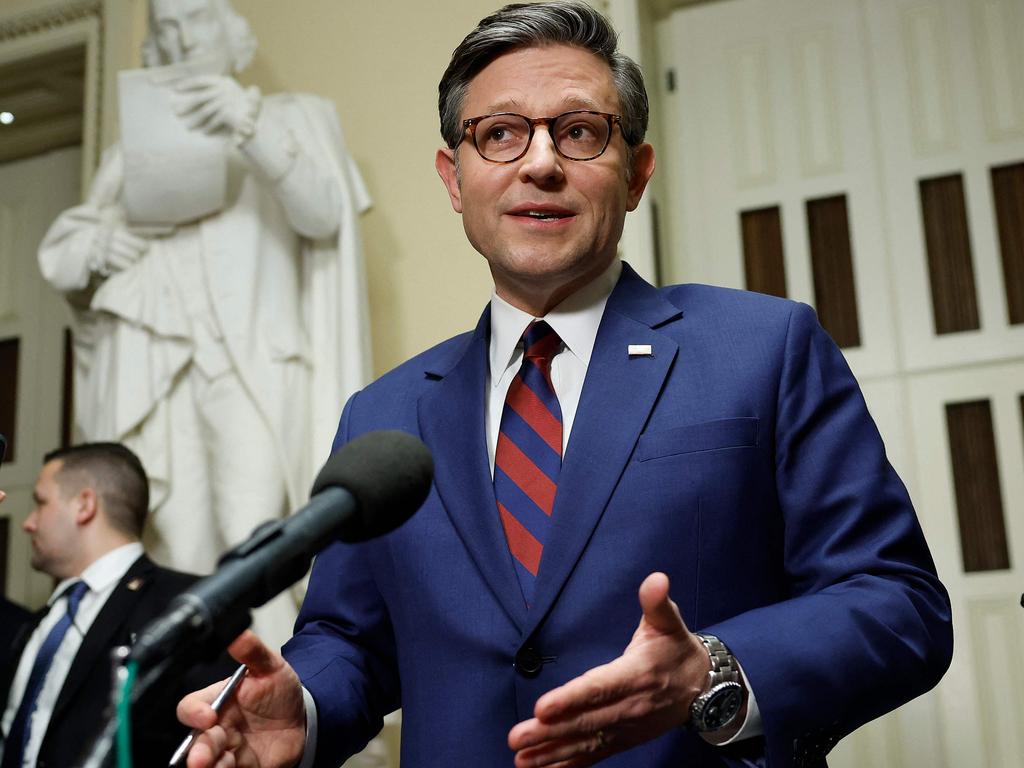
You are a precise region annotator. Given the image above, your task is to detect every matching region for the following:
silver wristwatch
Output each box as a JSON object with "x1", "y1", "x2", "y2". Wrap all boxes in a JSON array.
[{"x1": 688, "y1": 633, "x2": 744, "y2": 732}]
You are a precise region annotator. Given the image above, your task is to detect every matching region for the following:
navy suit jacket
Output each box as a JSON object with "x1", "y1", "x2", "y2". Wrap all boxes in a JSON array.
[{"x1": 285, "y1": 264, "x2": 952, "y2": 767}]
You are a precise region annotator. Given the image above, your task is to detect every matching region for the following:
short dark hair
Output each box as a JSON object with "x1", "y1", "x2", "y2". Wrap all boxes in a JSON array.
[
  {"x1": 438, "y1": 1, "x2": 649, "y2": 150},
  {"x1": 44, "y1": 443, "x2": 149, "y2": 539}
]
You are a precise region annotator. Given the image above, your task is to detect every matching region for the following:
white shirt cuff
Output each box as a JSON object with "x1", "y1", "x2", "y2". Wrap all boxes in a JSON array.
[
  {"x1": 702, "y1": 662, "x2": 763, "y2": 745},
  {"x1": 297, "y1": 686, "x2": 318, "y2": 768}
]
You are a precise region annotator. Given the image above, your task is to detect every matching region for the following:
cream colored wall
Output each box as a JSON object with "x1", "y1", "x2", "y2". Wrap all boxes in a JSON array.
[
  {"x1": 229, "y1": 0, "x2": 498, "y2": 377},
  {"x1": 0, "y1": 0, "x2": 46, "y2": 14}
]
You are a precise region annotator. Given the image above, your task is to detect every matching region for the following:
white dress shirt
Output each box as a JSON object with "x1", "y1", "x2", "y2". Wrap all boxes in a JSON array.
[
  {"x1": 486, "y1": 260, "x2": 621, "y2": 471},
  {"x1": 1, "y1": 542, "x2": 145, "y2": 766}
]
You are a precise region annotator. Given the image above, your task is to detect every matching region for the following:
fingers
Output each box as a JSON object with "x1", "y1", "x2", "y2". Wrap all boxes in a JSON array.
[
  {"x1": 0, "y1": 491, "x2": 6, "y2": 504},
  {"x1": 175, "y1": 75, "x2": 222, "y2": 92},
  {"x1": 511, "y1": 718, "x2": 618, "y2": 768},
  {"x1": 173, "y1": 76, "x2": 242, "y2": 135},
  {"x1": 185, "y1": 724, "x2": 236, "y2": 768},
  {"x1": 178, "y1": 96, "x2": 230, "y2": 132},
  {"x1": 173, "y1": 83, "x2": 219, "y2": 113},
  {"x1": 510, "y1": 710, "x2": 608, "y2": 749},
  {"x1": 531, "y1": 658, "x2": 631, "y2": 724},
  {"x1": 106, "y1": 230, "x2": 148, "y2": 271},
  {"x1": 177, "y1": 676, "x2": 232, "y2": 730},
  {"x1": 513, "y1": 735, "x2": 605, "y2": 767}
]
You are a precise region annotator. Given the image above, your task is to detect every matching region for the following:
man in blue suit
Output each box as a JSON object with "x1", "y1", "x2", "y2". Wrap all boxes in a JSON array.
[{"x1": 178, "y1": 3, "x2": 952, "y2": 766}]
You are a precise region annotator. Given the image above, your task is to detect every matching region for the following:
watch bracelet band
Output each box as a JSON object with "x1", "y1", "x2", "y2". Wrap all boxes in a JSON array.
[{"x1": 697, "y1": 634, "x2": 740, "y2": 688}]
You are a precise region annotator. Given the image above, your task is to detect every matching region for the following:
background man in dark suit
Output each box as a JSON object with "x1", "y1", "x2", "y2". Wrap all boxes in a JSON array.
[
  {"x1": 178, "y1": 3, "x2": 952, "y2": 767},
  {"x1": 0, "y1": 443, "x2": 233, "y2": 767}
]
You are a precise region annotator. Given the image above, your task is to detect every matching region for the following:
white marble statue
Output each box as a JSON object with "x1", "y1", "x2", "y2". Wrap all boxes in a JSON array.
[{"x1": 37, "y1": 0, "x2": 371, "y2": 650}]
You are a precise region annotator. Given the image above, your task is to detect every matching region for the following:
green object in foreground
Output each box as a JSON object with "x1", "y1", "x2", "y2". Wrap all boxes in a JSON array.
[{"x1": 117, "y1": 660, "x2": 137, "y2": 768}]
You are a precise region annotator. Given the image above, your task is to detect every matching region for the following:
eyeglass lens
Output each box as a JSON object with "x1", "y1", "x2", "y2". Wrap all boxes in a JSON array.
[{"x1": 474, "y1": 112, "x2": 611, "y2": 162}]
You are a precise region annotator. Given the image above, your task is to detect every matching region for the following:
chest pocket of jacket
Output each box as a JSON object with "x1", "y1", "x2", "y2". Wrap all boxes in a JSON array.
[{"x1": 636, "y1": 417, "x2": 759, "y2": 461}]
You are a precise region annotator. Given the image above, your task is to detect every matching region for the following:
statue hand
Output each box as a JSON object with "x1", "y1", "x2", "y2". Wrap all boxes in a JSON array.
[
  {"x1": 93, "y1": 226, "x2": 149, "y2": 276},
  {"x1": 174, "y1": 75, "x2": 258, "y2": 136}
]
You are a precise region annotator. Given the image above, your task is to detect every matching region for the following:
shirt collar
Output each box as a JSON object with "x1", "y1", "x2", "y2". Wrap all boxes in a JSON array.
[
  {"x1": 49, "y1": 542, "x2": 145, "y2": 605},
  {"x1": 489, "y1": 260, "x2": 621, "y2": 386}
]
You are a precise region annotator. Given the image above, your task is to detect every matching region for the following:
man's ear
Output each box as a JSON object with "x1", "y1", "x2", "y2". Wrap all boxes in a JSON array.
[
  {"x1": 76, "y1": 487, "x2": 98, "y2": 525},
  {"x1": 626, "y1": 143, "x2": 656, "y2": 212},
  {"x1": 435, "y1": 148, "x2": 463, "y2": 213}
]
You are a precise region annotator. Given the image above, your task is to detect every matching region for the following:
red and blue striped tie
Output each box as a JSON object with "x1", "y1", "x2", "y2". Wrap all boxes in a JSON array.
[{"x1": 495, "y1": 320, "x2": 562, "y2": 605}]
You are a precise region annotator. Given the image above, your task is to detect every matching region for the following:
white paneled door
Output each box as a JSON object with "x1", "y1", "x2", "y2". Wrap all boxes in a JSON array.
[{"x1": 656, "y1": 0, "x2": 1024, "y2": 765}]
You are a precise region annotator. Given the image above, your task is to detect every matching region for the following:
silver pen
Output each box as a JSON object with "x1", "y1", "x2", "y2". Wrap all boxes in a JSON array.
[{"x1": 169, "y1": 663, "x2": 248, "y2": 767}]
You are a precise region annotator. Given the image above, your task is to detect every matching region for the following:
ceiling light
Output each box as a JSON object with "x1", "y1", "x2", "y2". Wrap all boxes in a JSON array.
[{"x1": 0, "y1": 112, "x2": 13, "y2": 125}]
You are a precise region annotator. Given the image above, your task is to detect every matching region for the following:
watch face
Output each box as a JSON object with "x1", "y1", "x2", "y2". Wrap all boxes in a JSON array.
[{"x1": 697, "y1": 682, "x2": 743, "y2": 731}]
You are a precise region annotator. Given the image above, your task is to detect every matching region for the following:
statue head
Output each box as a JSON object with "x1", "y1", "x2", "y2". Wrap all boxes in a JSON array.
[{"x1": 142, "y1": 0, "x2": 256, "y2": 73}]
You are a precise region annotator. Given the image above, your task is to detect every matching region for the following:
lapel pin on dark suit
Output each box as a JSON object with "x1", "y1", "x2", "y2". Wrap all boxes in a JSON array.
[
  {"x1": 126, "y1": 577, "x2": 145, "y2": 591},
  {"x1": 628, "y1": 344, "x2": 653, "y2": 357}
]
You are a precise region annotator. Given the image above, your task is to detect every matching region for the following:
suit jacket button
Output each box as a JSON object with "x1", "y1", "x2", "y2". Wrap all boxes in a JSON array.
[{"x1": 515, "y1": 646, "x2": 543, "y2": 678}]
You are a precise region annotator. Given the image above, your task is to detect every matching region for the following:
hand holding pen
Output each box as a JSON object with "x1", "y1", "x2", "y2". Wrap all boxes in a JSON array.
[
  {"x1": 174, "y1": 631, "x2": 306, "y2": 768},
  {"x1": 170, "y1": 664, "x2": 248, "y2": 766}
]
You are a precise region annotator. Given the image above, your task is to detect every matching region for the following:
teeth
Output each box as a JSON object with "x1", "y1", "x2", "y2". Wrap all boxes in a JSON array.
[{"x1": 526, "y1": 211, "x2": 561, "y2": 219}]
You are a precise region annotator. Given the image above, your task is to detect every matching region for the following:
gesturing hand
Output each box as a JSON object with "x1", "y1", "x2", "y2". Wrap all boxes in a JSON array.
[
  {"x1": 174, "y1": 75, "x2": 256, "y2": 136},
  {"x1": 508, "y1": 572, "x2": 720, "y2": 767},
  {"x1": 177, "y1": 631, "x2": 306, "y2": 768}
]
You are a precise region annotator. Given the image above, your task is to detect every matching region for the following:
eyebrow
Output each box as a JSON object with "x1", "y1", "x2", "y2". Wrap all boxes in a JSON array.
[{"x1": 482, "y1": 96, "x2": 604, "y2": 115}]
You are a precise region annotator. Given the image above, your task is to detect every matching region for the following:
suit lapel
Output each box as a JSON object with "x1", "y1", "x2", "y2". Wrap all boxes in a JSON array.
[
  {"x1": 418, "y1": 308, "x2": 529, "y2": 631},
  {"x1": 527, "y1": 266, "x2": 682, "y2": 631},
  {"x1": 50, "y1": 555, "x2": 154, "y2": 722}
]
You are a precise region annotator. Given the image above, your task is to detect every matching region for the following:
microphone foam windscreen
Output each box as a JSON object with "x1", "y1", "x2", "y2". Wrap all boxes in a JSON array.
[{"x1": 312, "y1": 430, "x2": 434, "y2": 541}]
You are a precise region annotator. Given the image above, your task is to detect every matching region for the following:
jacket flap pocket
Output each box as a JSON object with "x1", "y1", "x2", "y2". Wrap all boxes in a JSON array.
[{"x1": 637, "y1": 417, "x2": 759, "y2": 461}]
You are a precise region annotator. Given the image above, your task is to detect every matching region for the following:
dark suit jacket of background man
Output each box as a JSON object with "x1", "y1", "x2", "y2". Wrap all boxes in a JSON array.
[
  {"x1": 0, "y1": 600, "x2": 31, "y2": 679},
  {"x1": 283, "y1": 263, "x2": 953, "y2": 768},
  {"x1": 2, "y1": 555, "x2": 235, "y2": 768}
]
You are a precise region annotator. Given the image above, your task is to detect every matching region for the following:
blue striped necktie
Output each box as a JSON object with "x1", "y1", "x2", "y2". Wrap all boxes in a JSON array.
[
  {"x1": 494, "y1": 320, "x2": 563, "y2": 605},
  {"x1": 3, "y1": 580, "x2": 89, "y2": 768}
]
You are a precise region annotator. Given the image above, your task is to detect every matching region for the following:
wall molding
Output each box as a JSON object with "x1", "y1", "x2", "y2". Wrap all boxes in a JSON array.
[
  {"x1": 0, "y1": 0, "x2": 104, "y2": 194},
  {"x1": 0, "y1": 0, "x2": 101, "y2": 43}
]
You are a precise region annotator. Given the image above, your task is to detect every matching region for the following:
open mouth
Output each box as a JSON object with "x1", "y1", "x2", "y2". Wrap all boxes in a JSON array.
[{"x1": 508, "y1": 206, "x2": 575, "y2": 222}]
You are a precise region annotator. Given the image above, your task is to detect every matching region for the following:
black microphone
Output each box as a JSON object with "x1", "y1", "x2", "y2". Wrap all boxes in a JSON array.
[{"x1": 129, "y1": 429, "x2": 433, "y2": 669}]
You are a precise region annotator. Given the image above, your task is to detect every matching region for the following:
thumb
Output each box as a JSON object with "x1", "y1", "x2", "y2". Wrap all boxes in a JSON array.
[
  {"x1": 227, "y1": 630, "x2": 283, "y2": 676},
  {"x1": 638, "y1": 572, "x2": 685, "y2": 634}
]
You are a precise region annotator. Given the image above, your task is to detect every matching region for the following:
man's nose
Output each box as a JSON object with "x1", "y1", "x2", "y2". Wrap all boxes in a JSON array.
[
  {"x1": 518, "y1": 127, "x2": 564, "y2": 185},
  {"x1": 179, "y1": 24, "x2": 194, "y2": 51}
]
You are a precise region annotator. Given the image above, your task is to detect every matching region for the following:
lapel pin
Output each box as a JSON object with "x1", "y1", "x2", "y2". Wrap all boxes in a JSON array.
[
  {"x1": 628, "y1": 344, "x2": 653, "y2": 357},
  {"x1": 126, "y1": 577, "x2": 144, "y2": 591}
]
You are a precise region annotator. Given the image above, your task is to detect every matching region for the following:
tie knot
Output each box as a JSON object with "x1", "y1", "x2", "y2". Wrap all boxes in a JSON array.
[
  {"x1": 62, "y1": 580, "x2": 89, "y2": 619},
  {"x1": 522, "y1": 321, "x2": 560, "y2": 362}
]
